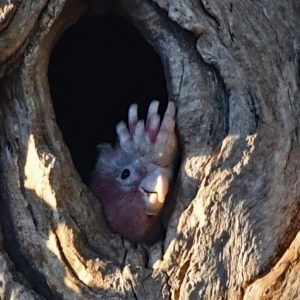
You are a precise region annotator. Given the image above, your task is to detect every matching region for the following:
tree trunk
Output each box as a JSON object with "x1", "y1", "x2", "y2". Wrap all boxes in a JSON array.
[{"x1": 0, "y1": 0, "x2": 299, "y2": 299}]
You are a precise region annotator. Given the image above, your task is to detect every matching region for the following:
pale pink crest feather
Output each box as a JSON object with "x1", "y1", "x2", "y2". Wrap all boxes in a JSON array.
[
  {"x1": 128, "y1": 103, "x2": 138, "y2": 136},
  {"x1": 133, "y1": 120, "x2": 146, "y2": 152},
  {"x1": 116, "y1": 100, "x2": 177, "y2": 164},
  {"x1": 146, "y1": 101, "x2": 159, "y2": 128},
  {"x1": 116, "y1": 121, "x2": 131, "y2": 152},
  {"x1": 154, "y1": 101, "x2": 176, "y2": 166},
  {"x1": 96, "y1": 100, "x2": 176, "y2": 169},
  {"x1": 146, "y1": 101, "x2": 161, "y2": 142},
  {"x1": 92, "y1": 100, "x2": 177, "y2": 243}
]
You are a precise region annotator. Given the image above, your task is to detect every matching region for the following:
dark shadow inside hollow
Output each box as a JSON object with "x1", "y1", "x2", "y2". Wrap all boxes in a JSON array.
[{"x1": 48, "y1": 14, "x2": 168, "y2": 184}]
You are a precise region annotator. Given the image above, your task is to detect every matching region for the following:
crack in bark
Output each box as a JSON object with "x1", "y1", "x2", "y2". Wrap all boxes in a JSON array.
[
  {"x1": 121, "y1": 238, "x2": 128, "y2": 269},
  {"x1": 26, "y1": 201, "x2": 39, "y2": 230},
  {"x1": 258, "y1": 0, "x2": 283, "y2": 53},
  {"x1": 174, "y1": 258, "x2": 191, "y2": 300},
  {"x1": 52, "y1": 230, "x2": 99, "y2": 296},
  {"x1": 228, "y1": 23, "x2": 235, "y2": 43},
  {"x1": 128, "y1": 278, "x2": 138, "y2": 300},
  {"x1": 0, "y1": 190, "x2": 62, "y2": 299},
  {"x1": 258, "y1": 208, "x2": 300, "y2": 278},
  {"x1": 286, "y1": 88, "x2": 299, "y2": 131},
  {"x1": 199, "y1": 0, "x2": 220, "y2": 27},
  {"x1": 172, "y1": 229, "x2": 195, "y2": 300},
  {"x1": 295, "y1": 49, "x2": 300, "y2": 84},
  {"x1": 176, "y1": 59, "x2": 184, "y2": 102},
  {"x1": 249, "y1": 93, "x2": 260, "y2": 129},
  {"x1": 283, "y1": 138, "x2": 293, "y2": 170},
  {"x1": 277, "y1": 62, "x2": 299, "y2": 137}
]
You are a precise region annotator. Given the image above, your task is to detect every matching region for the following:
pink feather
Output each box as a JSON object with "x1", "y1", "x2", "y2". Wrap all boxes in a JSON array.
[{"x1": 90, "y1": 101, "x2": 177, "y2": 243}]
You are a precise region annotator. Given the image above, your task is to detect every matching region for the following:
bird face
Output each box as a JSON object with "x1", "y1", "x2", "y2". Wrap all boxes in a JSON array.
[{"x1": 90, "y1": 101, "x2": 177, "y2": 243}]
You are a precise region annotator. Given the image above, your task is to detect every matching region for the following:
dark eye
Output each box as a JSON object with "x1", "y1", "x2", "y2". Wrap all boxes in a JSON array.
[{"x1": 120, "y1": 168, "x2": 130, "y2": 180}]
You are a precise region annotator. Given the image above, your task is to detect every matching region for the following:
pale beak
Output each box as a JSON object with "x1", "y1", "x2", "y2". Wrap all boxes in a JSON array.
[{"x1": 139, "y1": 169, "x2": 169, "y2": 215}]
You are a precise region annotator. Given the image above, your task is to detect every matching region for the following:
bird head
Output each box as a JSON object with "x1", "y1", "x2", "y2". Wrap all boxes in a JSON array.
[{"x1": 90, "y1": 101, "x2": 177, "y2": 243}]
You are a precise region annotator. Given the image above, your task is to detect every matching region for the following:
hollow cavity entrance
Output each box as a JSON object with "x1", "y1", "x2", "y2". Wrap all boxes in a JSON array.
[{"x1": 48, "y1": 14, "x2": 168, "y2": 183}]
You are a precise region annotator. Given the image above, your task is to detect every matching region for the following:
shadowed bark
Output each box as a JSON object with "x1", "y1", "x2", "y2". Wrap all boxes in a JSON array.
[{"x1": 0, "y1": 0, "x2": 299, "y2": 299}]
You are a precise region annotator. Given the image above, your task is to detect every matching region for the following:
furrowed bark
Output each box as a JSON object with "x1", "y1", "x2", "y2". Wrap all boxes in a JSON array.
[{"x1": 0, "y1": 0, "x2": 299, "y2": 299}]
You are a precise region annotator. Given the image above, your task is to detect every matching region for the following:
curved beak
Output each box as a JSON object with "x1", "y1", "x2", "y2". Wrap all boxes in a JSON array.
[{"x1": 139, "y1": 169, "x2": 169, "y2": 215}]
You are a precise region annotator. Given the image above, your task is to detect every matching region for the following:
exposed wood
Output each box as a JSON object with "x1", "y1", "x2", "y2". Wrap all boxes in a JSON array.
[{"x1": 0, "y1": 0, "x2": 299, "y2": 299}]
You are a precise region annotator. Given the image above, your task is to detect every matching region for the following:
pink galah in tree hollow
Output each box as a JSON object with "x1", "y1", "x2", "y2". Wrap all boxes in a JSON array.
[{"x1": 90, "y1": 101, "x2": 178, "y2": 244}]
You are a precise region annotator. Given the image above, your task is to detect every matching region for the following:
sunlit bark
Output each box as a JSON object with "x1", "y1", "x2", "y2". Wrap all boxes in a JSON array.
[{"x1": 0, "y1": 0, "x2": 299, "y2": 299}]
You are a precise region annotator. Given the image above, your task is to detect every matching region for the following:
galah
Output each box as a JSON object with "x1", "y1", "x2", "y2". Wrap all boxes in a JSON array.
[{"x1": 90, "y1": 101, "x2": 177, "y2": 243}]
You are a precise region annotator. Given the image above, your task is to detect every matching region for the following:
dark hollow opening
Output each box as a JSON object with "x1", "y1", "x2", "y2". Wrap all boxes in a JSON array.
[{"x1": 48, "y1": 14, "x2": 168, "y2": 184}]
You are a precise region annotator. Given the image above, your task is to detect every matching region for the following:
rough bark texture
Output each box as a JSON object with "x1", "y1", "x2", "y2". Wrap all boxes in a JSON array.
[{"x1": 0, "y1": 0, "x2": 299, "y2": 299}]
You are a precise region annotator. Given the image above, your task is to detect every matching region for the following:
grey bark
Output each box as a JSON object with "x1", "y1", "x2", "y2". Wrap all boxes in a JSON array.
[{"x1": 0, "y1": 0, "x2": 299, "y2": 299}]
